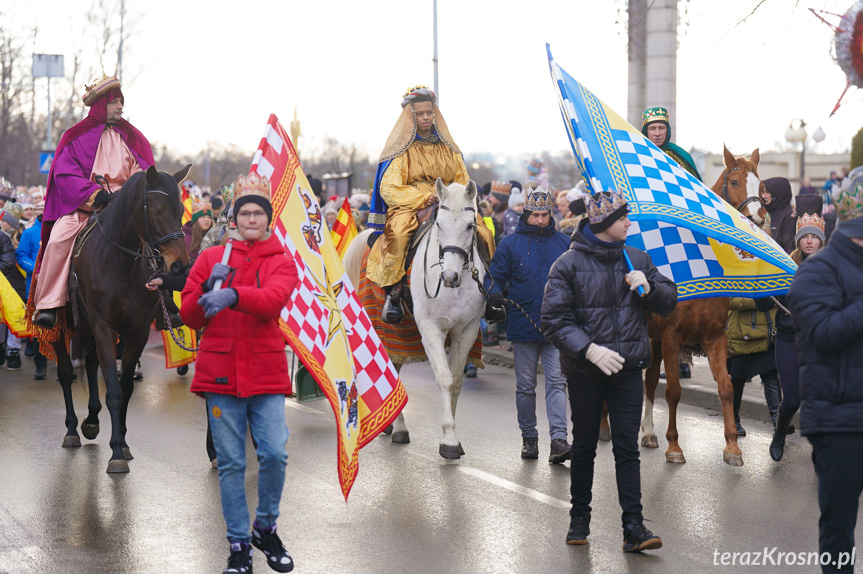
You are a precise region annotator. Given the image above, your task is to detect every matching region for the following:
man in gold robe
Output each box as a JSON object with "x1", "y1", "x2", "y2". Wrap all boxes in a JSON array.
[{"x1": 367, "y1": 86, "x2": 494, "y2": 323}]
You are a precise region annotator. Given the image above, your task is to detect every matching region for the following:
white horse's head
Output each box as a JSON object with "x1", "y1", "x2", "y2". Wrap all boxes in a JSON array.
[{"x1": 434, "y1": 178, "x2": 478, "y2": 288}]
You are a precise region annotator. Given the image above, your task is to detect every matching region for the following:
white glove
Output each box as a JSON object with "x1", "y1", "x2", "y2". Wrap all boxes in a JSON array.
[
  {"x1": 585, "y1": 343, "x2": 625, "y2": 376},
  {"x1": 626, "y1": 270, "x2": 650, "y2": 296}
]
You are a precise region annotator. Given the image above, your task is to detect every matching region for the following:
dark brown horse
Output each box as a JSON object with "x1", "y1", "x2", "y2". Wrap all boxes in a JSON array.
[
  {"x1": 41, "y1": 165, "x2": 190, "y2": 473},
  {"x1": 614, "y1": 147, "x2": 765, "y2": 467}
]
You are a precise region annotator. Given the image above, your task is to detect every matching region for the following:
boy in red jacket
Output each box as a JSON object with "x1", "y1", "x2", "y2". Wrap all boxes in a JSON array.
[{"x1": 181, "y1": 173, "x2": 299, "y2": 574}]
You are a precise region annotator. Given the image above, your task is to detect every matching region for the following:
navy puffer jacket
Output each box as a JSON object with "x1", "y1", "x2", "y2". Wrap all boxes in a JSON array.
[
  {"x1": 788, "y1": 230, "x2": 863, "y2": 435},
  {"x1": 483, "y1": 218, "x2": 570, "y2": 342},
  {"x1": 541, "y1": 220, "x2": 677, "y2": 379}
]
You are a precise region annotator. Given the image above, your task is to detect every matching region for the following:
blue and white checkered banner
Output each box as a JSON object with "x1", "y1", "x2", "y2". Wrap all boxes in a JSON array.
[{"x1": 546, "y1": 44, "x2": 797, "y2": 300}]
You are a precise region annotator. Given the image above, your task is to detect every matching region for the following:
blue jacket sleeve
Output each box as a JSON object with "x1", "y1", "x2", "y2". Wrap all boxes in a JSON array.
[
  {"x1": 16, "y1": 229, "x2": 36, "y2": 274},
  {"x1": 789, "y1": 259, "x2": 863, "y2": 353},
  {"x1": 483, "y1": 238, "x2": 511, "y2": 296}
]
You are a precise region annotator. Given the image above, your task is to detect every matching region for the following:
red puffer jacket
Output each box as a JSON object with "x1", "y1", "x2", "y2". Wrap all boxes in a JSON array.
[{"x1": 181, "y1": 231, "x2": 299, "y2": 397}]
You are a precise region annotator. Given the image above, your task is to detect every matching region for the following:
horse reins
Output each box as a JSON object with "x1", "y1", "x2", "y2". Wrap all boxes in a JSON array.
[
  {"x1": 422, "y1": 203, "x2": 481, "y2": 299},
  {"x1": 93, "y1": 175, "x2": 185, "y2": 271},
  {"x1": 720, "y1": 165, "x2": 767, "y2": 215}
]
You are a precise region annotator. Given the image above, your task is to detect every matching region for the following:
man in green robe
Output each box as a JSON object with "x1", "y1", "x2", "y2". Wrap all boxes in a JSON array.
[{"x1": 642, "y1": 107, "x2": 702, "y2": 182}]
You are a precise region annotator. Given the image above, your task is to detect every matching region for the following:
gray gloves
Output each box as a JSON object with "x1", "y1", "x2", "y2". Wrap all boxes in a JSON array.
[
  {"x1": 585, "y1": 343, "x2": 625, "y2": 376},
  {"x1": 198, "y1": 288, "x2": 238, "y2": 319},
  {"x1": 204, "y1": 263, "x2": 232, "y2": 292}
]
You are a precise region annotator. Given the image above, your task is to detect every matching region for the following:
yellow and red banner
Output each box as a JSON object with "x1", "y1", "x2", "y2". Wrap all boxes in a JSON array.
[
  {"x1": 162, "y1": 292, "x2": 197, "y2": 368},
  {"x1": 330, "y1": 197, "x2": 358, "y2": 257},
  {"x1": 250, "y1": 114, "x2": 407, "y2": 499},
  {"x1": 0, "y1": 272, "x2": 34, "y2": 338}
]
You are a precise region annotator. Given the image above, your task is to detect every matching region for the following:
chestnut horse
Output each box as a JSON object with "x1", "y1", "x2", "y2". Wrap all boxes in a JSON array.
[{"x1": 604, "y1": 146, "x2": 765, "y2": 467}]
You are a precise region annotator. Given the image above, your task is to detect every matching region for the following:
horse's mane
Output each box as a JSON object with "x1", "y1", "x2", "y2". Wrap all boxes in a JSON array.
[{"x1": 98, "y1": 170, "x2": 182, "y2": 242}]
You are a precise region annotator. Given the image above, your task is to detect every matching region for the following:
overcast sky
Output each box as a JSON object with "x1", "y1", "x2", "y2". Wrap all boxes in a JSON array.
[{"x1": 8, "y1": 0, "x2": 859, "y2": 164}]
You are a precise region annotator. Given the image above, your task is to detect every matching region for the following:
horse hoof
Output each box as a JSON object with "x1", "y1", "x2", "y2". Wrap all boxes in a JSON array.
[
  {"x1": 439, "y1": 444, "x2": 461, "y2": 460},
  {"x1": 598, "y1": 429, "x2": 612, "y2": 442},
  {"x1": 641, "y1": 434, "x2": 659, "y2": 448},
  {"x1": 122, "y1": 447, "x2": 134, "y2": 460},
  {"x1": 391, "y1": 431, "x2": 410, "y2": 444},
  {"x1": 382, "y1": 424, "x2": 394, "y2": 436},
  {"x1": 62, "y1": 435, "x2": 81, "y2": 448},
  {"x1": 723, "y1": 452, "x2": 744, "y2": 467},
  {"x1": 81, "y1": 422, "x2": 100, "y2": 440},
  {"x1": 458, "y1": 443, "x2": 465, "y2": 456},
  {"x1": 106, "y1": 459, "x2": 130, "y2": 474},
  {"x1": 665, "y1": 451, "x2": 686, "y2": 463}
]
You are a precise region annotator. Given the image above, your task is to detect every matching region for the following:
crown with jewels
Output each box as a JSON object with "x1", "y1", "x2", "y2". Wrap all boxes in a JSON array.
[
  {"x1": 234, "y1": 173, "x2": 271, "y2": 202},
  {"x1": 642, "y1": 106, "x2": 669, "y2": 126},
  {"x1": 586, "y1": 190, "x2": 628, "y2": 224},
  {"x1": 191, "y1": 197, "x2": 211, "y2": 216},
  {"x1": 218, "y1": 183, "x2": 234, "y2": 205},
  {"x1": 83, "y1": 75, "x2": 121, "y2": 107},
  {"x1": 831, "y1": 168, "x2": 863, "y2": 222},
  {"x1": 795, "y1": 212, "x2": 825, "y2": 235},
  {"x1": 524, "y1": 186, "x2": 553, "y2": 212}
]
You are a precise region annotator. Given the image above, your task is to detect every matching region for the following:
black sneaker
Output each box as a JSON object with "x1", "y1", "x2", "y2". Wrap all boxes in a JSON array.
[
  {"x1": 735, "y1": 419, "x2": 746, "y2": 437},
  {"x1": 6, "y1": 350, "x2": 22, "y2": 371},
  {"x1": 566, "y1": 514, "x2": 590, "y2": 545},
  {"x1": 252, "y1": 522, "x2": 294, "y2": 572},
  {"x1": 521, "y1": 437, "x2": 539, "y2": 459},
  {"x1": 622, "y1": 520, "x2": 662, "y2": 552},
  {"x1": 464, "y1": 364, "x2": 477, "y2": 378},
  {"x1": 223, "y1": 541, "x2": 253, "y2": 574},
  {"x1": 34, "y1": 363, "x2": 47, "y2": 380},
  {"x1": 549, "y1": 438, "x2": 571, "y2": 464}
]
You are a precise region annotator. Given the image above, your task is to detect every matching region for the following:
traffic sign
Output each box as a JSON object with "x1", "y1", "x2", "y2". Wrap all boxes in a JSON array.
[{"x1": 39, "y1": 152, "x2": 54, "y2": 174}]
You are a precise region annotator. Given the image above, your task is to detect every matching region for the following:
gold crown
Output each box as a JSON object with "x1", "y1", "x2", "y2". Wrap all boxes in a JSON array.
[
  {"x1": 795, "y1": 212, "x2": 825, "y2": 234},
  {"x1": 83, "y1": 75, "x2": 121, "y2": 107},
  {"x1": 587, "y1": 190, "x2": 628, "y2": 224},
  {"x1": 490, "y1": 180, "x2": 512, "y2": 195},
  {"x1": 831, "y1": 171, "x2": 863, "y2": 222},
  {"x1": 524, "y1": 186, "x2": 553, "y2": 212},
  {"x1": 642, "y1": 106, "x2": 669, "y2": 126},
  {"x1": 403, "y1": 84, "x2": 430, "y2": 98},
  {"x1": 234, "y1": 173, "x2": 271, "y2": 201},
  {"x1": 191, "y1": 197, "x2": 211, "y2": 215},
  {"x1": 218, "y1": 183, "x2": 234, "y2": 205}
]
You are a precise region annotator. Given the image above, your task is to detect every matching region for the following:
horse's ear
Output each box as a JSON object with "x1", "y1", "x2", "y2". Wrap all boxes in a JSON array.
[
  {"x1": 465, "y1": 180, "x2": 477, "y2": 202},
  {"x1": 146, "y1": 166, "x2": 160, "y2": 188},
  {"x1": 722, "y1": 145, "x2": 736, "y2": 168},
  {"x1": 435, "y1": 177, "x2": 445, "y2": 196},
  {"x1": 172, "y1": 164, "x2": 193, "y2": 185},
  {"x1": 750, "y1": 148, "x2": 760, "y2": 166}
]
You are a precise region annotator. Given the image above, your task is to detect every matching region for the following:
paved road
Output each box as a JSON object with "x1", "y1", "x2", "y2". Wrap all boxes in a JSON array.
[{"x1": 0, "y1": 336, "x2": 856, "y2": 573}]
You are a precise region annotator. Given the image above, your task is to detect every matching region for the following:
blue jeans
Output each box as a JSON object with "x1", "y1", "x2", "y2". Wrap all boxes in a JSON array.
[
  {"x1": 513, "y1": 341, "x2": 568, "y2": 441},
  {"x1": 206, "y1": 393, "x2": 289, "y2": 543}
]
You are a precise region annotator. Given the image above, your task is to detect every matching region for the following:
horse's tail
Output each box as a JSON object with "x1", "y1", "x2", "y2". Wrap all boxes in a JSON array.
[{"x1": 343, "y1": 228, "x2": 373, "y2": 289}]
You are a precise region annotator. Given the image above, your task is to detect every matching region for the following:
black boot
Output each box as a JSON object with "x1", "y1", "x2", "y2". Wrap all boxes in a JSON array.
[
  {"x1": 762, "y1": 372, "x2": 781, "y2": 427},
  {"x1": 33, "y1": 309, "x2": 58, "y2": 329},
  {"x1": 382, "y1": 281, "x2": 404, "y2": 324},
  {"x1": 34, "y1": 351, "x2": 47, "y2": 380},
  {"x1": 769, "y1": 405, "x2": 795, "y2": 462},
  {"x1": 732, "y1": 377, "x2": 746, "y2": 437}
]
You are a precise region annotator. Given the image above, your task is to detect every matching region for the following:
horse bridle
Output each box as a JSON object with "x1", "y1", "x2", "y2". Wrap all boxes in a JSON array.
[
  {"x1": 423, "y1": 203, "x2": 481, "y2": 299},
  {"x1": 720, "y1": 165, "x2": 766, "y2": 215},
  {"x1": 94, "y1": 175, "x2": 184, "y2": 269}
]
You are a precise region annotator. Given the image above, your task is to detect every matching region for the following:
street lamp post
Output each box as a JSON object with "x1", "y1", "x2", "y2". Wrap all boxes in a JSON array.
[{"x1": 785, "y1": 119, "x2": 826, "y2": 186}]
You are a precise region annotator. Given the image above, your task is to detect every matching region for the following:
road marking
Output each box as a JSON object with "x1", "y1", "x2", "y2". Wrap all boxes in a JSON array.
[
  {"x1": 280, "y1": 399, "x2": 569, "y2": 510},
  {"x1": 407, "y1": 450, "x2": 570, "y2": 510},
  {"x1": 456, "y1": 466, "x2": 571, "y2": 510},
  {"x1": 284, "y1": 399, "x2": 329, "y2": 416}
]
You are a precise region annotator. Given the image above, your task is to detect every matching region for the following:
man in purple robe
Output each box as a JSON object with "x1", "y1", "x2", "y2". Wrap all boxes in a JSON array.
[{"x1": 31, "y1": 76, "x2": 154, "y2": 329}]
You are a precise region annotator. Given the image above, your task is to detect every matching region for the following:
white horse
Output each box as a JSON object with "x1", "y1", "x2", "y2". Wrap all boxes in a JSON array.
[{"x1": 343, "y1": 178, "x2": 486, "y2": 459}]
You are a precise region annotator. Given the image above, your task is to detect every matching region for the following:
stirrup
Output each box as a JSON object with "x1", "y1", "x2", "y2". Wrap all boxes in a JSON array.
[{"x1": 33, "y1": 309, "x2": 58, "y2": 329}]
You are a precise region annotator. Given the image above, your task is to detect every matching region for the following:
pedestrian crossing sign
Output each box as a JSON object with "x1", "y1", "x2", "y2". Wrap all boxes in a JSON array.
[{"x1": 39, "y1": 152, "x2": 54, "y2": 174}]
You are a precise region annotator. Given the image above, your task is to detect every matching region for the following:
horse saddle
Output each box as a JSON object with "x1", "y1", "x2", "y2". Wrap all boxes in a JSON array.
[
  {"x1": 67, "y1": 218, "x2": 101, "y2": 329},
  {"x1": 405, "y1": 203, "x2": 438, "y2": 271}
]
